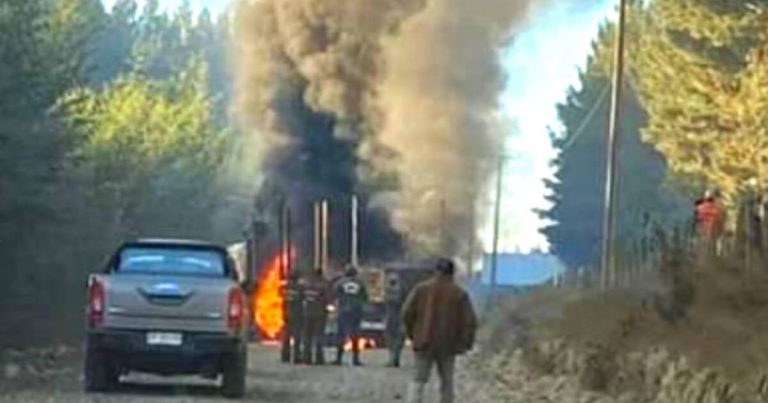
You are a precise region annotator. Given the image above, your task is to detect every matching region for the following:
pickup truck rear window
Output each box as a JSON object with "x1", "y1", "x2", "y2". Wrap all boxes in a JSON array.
[{"x1": 117, "y1": 247, "x2": 226, "y2": 277}]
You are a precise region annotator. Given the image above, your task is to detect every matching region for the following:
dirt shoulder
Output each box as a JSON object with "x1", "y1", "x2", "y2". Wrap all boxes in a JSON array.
[{"x1": 474, "y1": 265, "x2": 768, "y2": 402}]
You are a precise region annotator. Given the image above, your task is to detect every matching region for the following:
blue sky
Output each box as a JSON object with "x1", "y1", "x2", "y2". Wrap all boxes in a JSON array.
[
  {"x1": 102, "y1": 0, "x2": 616, "y2": 254},
  {"x1": 490, "y1": 0, "x2": 615, "y2": 253}
]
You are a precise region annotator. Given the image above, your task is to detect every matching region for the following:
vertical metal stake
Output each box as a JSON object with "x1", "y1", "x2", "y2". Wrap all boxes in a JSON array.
[
  {"x1": 321, "y1": 200, "x2": 329, "y2": 273},
  {"x1": 314, "y1": 202, "x2": 321, "y2": 269},
  {"x1": 285, "y1": 207, "x2": 292, "y2": 275},
  {"x1": 277, "y1": 201, "x2": 286, "y2": 279},
  {"x1": 351, "y1": 195, "x2": 359, "y2": 268}
]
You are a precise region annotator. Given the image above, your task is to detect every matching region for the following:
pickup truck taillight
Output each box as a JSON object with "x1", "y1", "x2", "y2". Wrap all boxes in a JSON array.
[
  {"x1": 87, "y1": 278, "x2": 105, "y2": 328},
  {"x1": 228, "y1": 288, "x2": 246, "y2": 331}
]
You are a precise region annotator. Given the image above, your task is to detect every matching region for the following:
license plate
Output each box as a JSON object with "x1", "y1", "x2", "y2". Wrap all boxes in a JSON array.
[{"x1": 146, "y1": 332, "x2": 183, "y2": 346}]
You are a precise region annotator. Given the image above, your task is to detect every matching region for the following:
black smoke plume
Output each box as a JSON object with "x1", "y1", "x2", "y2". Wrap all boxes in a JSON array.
[{"x1": 232, "y1": 0, "x2": 548, "y2": 264}]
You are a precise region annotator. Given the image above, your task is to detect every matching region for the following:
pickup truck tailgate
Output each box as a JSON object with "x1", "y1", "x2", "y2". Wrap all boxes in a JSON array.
[{"x1": 102, "y1": 274, "x2": 234, "y2": 333}]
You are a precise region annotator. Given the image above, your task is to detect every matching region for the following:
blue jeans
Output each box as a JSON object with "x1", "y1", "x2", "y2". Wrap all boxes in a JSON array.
[{"x1": 336, "y1": 312, "x2": 362, "y2": 362}]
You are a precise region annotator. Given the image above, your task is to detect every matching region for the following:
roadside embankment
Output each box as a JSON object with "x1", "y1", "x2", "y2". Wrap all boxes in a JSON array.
[{"x1": 466, "y1": 263, "x2": 768, "y2": 402}]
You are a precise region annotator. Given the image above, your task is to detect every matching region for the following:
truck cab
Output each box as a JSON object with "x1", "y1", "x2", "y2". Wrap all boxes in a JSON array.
[{"x1": 84, "y1": 239, "x2": 250, "y2": 398}]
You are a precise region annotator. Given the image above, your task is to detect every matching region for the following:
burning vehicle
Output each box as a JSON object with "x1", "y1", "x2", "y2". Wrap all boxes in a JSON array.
[{"x1": 235, "y1": 196, "x2": 432, "y2": 351}]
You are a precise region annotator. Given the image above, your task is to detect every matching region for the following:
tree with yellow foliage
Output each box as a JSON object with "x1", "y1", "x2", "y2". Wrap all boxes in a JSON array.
[
  {"x1": 615, "y1": 0, "x2": 768, "y2": 202},
  {"x1": 59, "y1": 59, "x2": 228, "y2": 238}
]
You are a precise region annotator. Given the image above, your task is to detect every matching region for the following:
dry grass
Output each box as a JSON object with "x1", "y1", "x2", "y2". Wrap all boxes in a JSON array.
[{"x1": 481, "y1": 250, "x2": 768, "y2": 393}]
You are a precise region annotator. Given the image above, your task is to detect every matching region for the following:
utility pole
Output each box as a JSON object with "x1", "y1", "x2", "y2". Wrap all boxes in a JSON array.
[
  {"x1": 490, "y1": 156, "x2": 505, "y2": 290},
  {"x1": 601, "y1": 0, "x2": 629, "y2": 290}
]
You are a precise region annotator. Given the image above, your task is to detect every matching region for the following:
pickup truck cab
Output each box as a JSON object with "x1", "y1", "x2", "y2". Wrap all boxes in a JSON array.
[{"x1": 84, "y1": 239, "x2": 250, "y2": 398}]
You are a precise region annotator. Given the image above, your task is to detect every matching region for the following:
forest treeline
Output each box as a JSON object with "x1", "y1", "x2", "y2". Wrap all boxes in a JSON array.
[
  {"x1": 2, "y1": 0, "x2": 766, "y2": 347},
  {"x1": 541, "y1": 0, "x2": 768, "y2": 270},
  {"x1": 0, "y1": 0, "x2": 252, "y2": 347}
]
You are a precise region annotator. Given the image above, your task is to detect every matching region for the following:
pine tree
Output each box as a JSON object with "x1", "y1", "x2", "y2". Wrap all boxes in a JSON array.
[
  {"x1": 0, "y1": 1, "x2": 240, "y2": 347},
  {"x1": 541, "y1": 25, "x2": 687, "y2": 270},
  {"x1": 0, "y1": 0, "x2": 106, "y2": 345}
]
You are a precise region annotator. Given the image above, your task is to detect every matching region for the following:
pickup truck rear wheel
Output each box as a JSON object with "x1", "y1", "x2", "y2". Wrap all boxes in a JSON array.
[
  {"x1": 84, "y1": 345, "x2": 119, "y2": 393},
  {"x1": 221, "y1": 349, "x2": 247, "y2": 399}
]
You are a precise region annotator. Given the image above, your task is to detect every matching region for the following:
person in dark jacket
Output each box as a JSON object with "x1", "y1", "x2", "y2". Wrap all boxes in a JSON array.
[
  {"x1": 384, "y1": 272, "x2": 406, "y2": 367},
  {"x1": 402, "y1": 258, "x2": 477, "y2": 403},
  {"x1": 302, "y1": 268, "x2": 330, "y2": 365},
  {"x1": 333, "y1": 265, "x2": 368, "y2": 366},
  {"x1": 281, "y1": 271, "x2": 304, "y2": 364}
]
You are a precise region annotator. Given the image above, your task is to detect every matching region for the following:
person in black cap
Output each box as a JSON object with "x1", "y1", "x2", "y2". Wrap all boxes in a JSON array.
[{"x1": 333, "y1": 265, "x2": 368, "y2": 366}]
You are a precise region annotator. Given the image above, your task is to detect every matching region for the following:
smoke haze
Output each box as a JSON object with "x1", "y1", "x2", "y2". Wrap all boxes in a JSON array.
[{"x1": 232, "y1": 0, "x2": 544, "y2": 260}]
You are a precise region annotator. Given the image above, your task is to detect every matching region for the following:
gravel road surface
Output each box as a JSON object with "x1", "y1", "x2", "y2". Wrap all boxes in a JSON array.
[{"x1": 0, "y1": 345, "x2": 483, "y2": 403}]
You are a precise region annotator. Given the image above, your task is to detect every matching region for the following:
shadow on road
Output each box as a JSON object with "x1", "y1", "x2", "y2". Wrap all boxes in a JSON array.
[
  {"x1": 113, "y1": 380, "x2": 222, "y2": 398},
  {"x1": 113, "y1": 378, "x2": 301, "y2": 401}
]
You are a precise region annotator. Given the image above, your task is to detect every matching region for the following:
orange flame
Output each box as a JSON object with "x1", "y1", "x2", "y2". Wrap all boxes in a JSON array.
[
  {"x1": 253, "y1": 252, "x2": 286, "y2": 340},
  {"x1": 343, "y1": 337, "x2": 377, "y2": 351}
]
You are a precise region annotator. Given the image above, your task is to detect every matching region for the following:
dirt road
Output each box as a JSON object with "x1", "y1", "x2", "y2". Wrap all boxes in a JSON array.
[{"x1": 0, "y1": 345, "x2": 482, "y2": 403}]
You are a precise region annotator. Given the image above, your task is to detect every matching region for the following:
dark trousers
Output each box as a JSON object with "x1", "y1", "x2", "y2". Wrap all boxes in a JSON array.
[
  {"x1": 281, "y1": 315, "x2": 303, "y2": 363},
  {"x1": 410, "y1": 352, "x2": 456, "y2": 403},
  {"x1": 303, "y1": 314, "x2": 326, "y2": 365},
  {"x1": 335, "y1": 314, "x2": 362, "y2": 364},
  {"x1": 385, "y1": 330, "x2": 405, "y2": 367}
]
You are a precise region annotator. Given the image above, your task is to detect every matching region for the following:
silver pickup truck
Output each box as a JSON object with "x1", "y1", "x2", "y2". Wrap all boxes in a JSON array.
[{"x1": 84, "y1": 239, "x2": 250, "y2": 398}]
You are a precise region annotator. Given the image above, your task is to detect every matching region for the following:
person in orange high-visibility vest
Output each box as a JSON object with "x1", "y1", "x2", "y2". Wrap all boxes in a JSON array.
[{"x1": 694, "y1": 189, "x2": 725, "y2": 256}]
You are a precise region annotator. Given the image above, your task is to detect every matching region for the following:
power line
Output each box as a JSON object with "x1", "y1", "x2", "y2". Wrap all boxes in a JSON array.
[{"x1": 559, "y1": 83, "x2": 611, "y2": 154}]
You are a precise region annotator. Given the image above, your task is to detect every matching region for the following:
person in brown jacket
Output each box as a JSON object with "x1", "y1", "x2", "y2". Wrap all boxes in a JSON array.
[{"x1": 402, "y1": 258, "x2": 478, "y2": 403}]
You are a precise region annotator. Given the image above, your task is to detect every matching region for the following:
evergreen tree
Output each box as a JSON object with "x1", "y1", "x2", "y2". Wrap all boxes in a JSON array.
[
  {"x1": 541, "y1": 26, "x2": 687, "y2": 270},
  {"x1": 0, "y1": 0, "x2": 102, "y2": 344},
  {"x1": 92, "y1": 0, "x2": 139, "y2": 82},
  {"x1": 0, "y1": 1, "x2": 241, "y2": 347}
]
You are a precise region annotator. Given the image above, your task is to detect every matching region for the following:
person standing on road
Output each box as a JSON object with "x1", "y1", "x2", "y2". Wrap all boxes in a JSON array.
[
  {"x1": 402, "y1": 258, "x2": 477, "y2": 403},
  {"x1": 281, "y1": 271, "x2": 305, "y2": 364},
  {"x1": 384, "y1": 272, "x2": 406, "y2": 367},
  {"x1": 302, "y1": 268, "x2": 330, "y2": 365},
  {"x1": 333, "y1": 265, "x2": 368, "y2": 366},
  {"x1": 694, "y1": 189, "x2": 726, "y2": 259}
]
